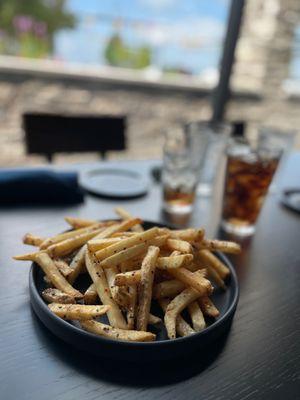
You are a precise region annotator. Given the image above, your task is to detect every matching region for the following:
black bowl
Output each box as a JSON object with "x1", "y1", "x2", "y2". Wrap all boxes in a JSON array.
[{"x1": 29, "y1": 220, "x2": 239, "y2": 362}]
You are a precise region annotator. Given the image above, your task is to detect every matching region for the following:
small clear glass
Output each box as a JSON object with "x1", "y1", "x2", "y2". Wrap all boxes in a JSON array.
[
  {"x1": 162, "y1": 125, "x2": 198, "y2": 214},
  {"x1": 185, "y1": 121, "x2": 232, "y2": 196},
  {"x1": 221, "y1": 137, "x2": 281, "y2": 236},
  {"x1": 257, "y1": 127, "x2": 296, "y2": 193}
]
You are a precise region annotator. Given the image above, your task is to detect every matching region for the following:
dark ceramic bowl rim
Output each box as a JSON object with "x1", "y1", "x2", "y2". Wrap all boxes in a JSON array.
[{"x1": 29, "y1": 220, "x2": 239, "y2": 350}]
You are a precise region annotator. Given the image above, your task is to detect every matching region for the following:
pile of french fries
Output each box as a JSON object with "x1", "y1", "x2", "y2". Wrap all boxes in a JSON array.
[{"x1": 13, "y1": 208, "x2": 241, "y2": 342}]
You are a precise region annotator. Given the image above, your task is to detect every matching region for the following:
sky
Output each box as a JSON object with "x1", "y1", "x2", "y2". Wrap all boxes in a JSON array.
[{"x1": 54, "y1": 0, "x2": 230, "y2": 75}]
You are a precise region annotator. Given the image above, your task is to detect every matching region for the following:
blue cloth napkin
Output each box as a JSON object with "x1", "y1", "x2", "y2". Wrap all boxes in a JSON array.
[{"x1": 0, "y1": 169, "x2": 84, "y2": 205}]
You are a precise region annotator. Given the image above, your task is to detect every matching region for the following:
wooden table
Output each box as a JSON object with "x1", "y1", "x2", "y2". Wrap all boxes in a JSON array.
[{"x1": 1, "y1": 156, "x2": 299, "y2": 400}]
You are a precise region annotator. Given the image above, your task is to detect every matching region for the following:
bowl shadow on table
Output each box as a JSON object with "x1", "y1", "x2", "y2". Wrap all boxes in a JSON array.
[{"x1": 31, "y1": 308, "x2": 230, "y2": 387}]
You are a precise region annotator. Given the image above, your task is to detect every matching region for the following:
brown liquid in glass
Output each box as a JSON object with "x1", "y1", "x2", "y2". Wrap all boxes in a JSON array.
[{"x1": 222, "y1": 154, "x2": 279, "y2": 227}]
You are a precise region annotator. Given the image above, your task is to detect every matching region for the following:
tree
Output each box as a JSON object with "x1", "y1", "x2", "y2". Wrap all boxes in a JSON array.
[
  {"x1": 104, "y1": 33, "x2": 152, "y2": 69},
  {"x1": 0, "y1": 0, "x2": 76, "y2": 57}
]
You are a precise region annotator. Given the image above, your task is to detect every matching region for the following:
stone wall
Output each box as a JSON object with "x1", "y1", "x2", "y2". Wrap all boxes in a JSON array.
[
  {"x1": 0, "y1": 0, "x2": 300, "y2": 167},
  {"x1": 0, "y1": 76, "x2": 212, "y2": 166},
  {"x1": 0, "y1": 72, "x2": 299, "y2": 167}
]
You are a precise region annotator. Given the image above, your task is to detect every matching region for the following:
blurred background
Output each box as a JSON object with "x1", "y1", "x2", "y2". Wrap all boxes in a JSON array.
[{"x1": 0, "y1": 0, "x2": 300, "y2": 166}]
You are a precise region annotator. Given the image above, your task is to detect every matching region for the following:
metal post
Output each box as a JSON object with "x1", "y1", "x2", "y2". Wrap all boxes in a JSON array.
[{"x1": 211, "y1": 0, "x2": 245, "y2": 123}]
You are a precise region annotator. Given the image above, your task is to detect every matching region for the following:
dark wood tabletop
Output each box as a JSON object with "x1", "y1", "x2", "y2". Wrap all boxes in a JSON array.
[{"x1": 1, "y1": 156, "x2": 299, "y2": 400}]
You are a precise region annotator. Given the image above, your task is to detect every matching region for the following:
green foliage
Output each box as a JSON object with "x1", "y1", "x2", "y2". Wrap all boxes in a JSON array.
[
  {"x1": 0, "y1": 0, "x2": 75, "y2": 36},
  {"x1": 0, "y1": 0, "x2": 75, "y2": 57},
  {"x1": 104, "y1": 34, "x2": 151, "y2": 69}
]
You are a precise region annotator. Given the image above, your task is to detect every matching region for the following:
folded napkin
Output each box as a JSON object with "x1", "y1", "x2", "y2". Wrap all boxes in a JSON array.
[{"x1": 0, "y1": 169, "x2": 84, "y2": 205}]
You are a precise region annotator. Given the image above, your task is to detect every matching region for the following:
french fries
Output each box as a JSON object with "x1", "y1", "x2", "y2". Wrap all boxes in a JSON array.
[
  {"x1": 153, "y1": 279, "x2": 185, "y2": 299},
  {"x1": 85, "y1": 250, "x2": 127, "y2": 329},
  {"x1": 188, "y1": 301, "x2": 206, "y2": 331},
  {"x1": 165, "y1": 238, "x2": 193, "y2": 254},
  {"x1": 14, "y1": 209, "x2": 237, "y2": 342},
  {"x1": 159, "y1": 298, "x2": 195, "y2": 337},
  {"x1": 39, "y1": 223, "x2": 106, "y2": 250},
  {"x1": 97, "y1": 235, "x2": 168, "y2": 269},
  {"x1": 164, "y1": 288, "x2": 201, "y2": 339},
  {"x1": 196, "y1": 239, "x2": 241, "y2": 254},
  {"x1": 94, "y1": 227, "x2": 159, "y2": 261},
  {"x1": 114, "y1": 207, "x2": 144, "y2": 232},
  {"x1": 197, "y1": 250, "x2": 230, "y2": 279},
  {"x1": 83, "y1": 283, "x2": 98, "y2": 304},
  {"x1": 136, "y1": 246, "x2": 160, "y2": 331},
  {"x1": 48, "y1": 303, "x2": 110, "y2": 320},
  {"x1": 81, "y1": 320, "x2": 155, "y2": 342},
  {"x1": 34, "y1": 252, "x2": 83, "y2": 299},
  {"x1": 42, "y1": 288, "x2": 76, "y2": 304},
  {"x1": 199, "y1": 296, "x2": 220, "y2": 318},
  {"x1": 23, "y1": 233, "x2": 44, "y2": 247},
  {"x1": 68, "y1": 245, "x2": 87, "y2": 284},
  {"x1": 87, "y1": 238, "x2": 121, "y2": 252},
  {"x1": 46, "y1": 228, "x2": 105, "y2": 257},
  {"x1": 65, "y1": 216, "x2": 99, "y2": 229}
]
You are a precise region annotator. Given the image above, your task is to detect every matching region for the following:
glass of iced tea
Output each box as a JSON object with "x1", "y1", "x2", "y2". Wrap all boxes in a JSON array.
[
  {"x1": 221, "y1": 139, "x2": 281, "y2": 235},
  {"x1": 162, "y1": 125, "x2": 198, "y2": 214}
]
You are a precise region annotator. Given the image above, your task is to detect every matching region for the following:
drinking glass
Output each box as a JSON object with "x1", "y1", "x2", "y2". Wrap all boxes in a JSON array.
[
  {"x1": 185, "y1": 121, "x2": 232, "y2": 196},
  {"x1": 257, "y1": 126, "x2": 296, "y2": 193},
  {"x1": 162, "y1": 125, "x2": 198, "y2": 214},
  {"x1": 221, "y1": 137, "x2": 281, "y2": 235}
]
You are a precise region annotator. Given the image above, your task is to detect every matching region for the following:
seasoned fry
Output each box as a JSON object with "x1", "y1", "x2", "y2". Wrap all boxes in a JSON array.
[
  {"x1": 164, "y1": 288, "x2": 201, "y2": 339},
  {"x1": 100, "y1": 243, "x2": 147, "y2": 268},
  {"x1": 65, "y1": 217, "x2": 116, "y2": 230},
  {"x1": 165, "y1": 238, "x2": 193, "y2": 253},
  {"x1": 49, "y1": 303, "x2": 110, "y2": 320},
  {"x1": 23, "y1": 233, "x2": 44, "y2": 247},
  {"x1": 81, "y1": 320, "x2": 155, "y2": 342},
  {"x1": 167, "y1": 228, "x2": 204, "y2": 242},
  {"x1": 197, "y1": 250, "x2": 230, "y2": 279},
  {"x1": 34, "y1": 252, "x2": 83, "y2": 299},
  {"x1": 13, "y1": 251, "x2": 40, "y2": 261},
  {"x1": 199, "y1": 296, "x2": 220, "y2": 318},
  {"x1": 119, "y1": 256, "x2": 144, "y2": 271},
  {"x1": 68, "y1": 245, "x2": 87, "y2": 284},
  {"x1": 94, "y1": 218, "x2": 143, "y2": 240},
  {"x1": 114, "y1": 207, "x2": 144, "y2": 232},
  {"x1": 87, "y1": 238, "x2": 121, "y2": 252},
  {"x1": 42, "y1": 288, "x2": 75, "y2": 304},
  {"x1": 40, "y1": 223, "x2": 106, "y2": 250},
  {"x1": 169, "y1": 267, "x2": 213, "y2": 296},
  {"x1": 157, "y1": 254, "x2": 193, "y2": 270},
  {"x1": 99, "y1": 235, "x2": 167, "y2": 269},
  {"x1": 104, "y1": 266, "x2": 131, "y2": 310},
  {"x1": 83, "y1": 283, "x2": 98, "y2": 304},
  {"x1": 95, "y1": 227, "x2": 159, "y2": 261},
  {"x1": 153, "y1": 279, "x2": 185, "y2": 299},
  {"x1": 64, "y1": 216, "x2": 99, "y2": 229},
  {"x1": 46, "y1": 228, "x2": 105, "y2": 257},
  {"x1": 111, "y1": 232, "x2": 136, "y2": 238},
  {"x1": 136, "y1": 246, "x2": 160, "y2": 331},
  {"x1": 159, "y1": 298, "x2": 195, "y2": 337},
  {"x1": 187, "y1": 301, "x2": 206, "y2": 331},
  {"x1": 196, "y1": 239, "x2": 241, "y2": 254},
  {"x1": 206, "y1": 265, "x2": 226, "y2": 290},
  {"x1": 126, "y1": 285, "x2": 137, "y2": 329},
  {"x1": 113, "y1": 286, "x2": 132, "y2": 310},
  {"x1": 54, "y1": 259, "x2": 73, "y2": 277},
  {"x1": 85, "y1": 250, "x2": 127, "y2": 329},
  {"x1": 114, "y1": 270, "x2": 141, "y2": 286}
]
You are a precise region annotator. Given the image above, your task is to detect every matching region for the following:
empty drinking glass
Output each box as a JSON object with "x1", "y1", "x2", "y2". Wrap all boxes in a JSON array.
[
  {"x1": 162, "y1": 125, "x2": 198, "y2": 214},
  {"x1": 185, "y1": 121, "x2": 232, "y2": 196}
]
